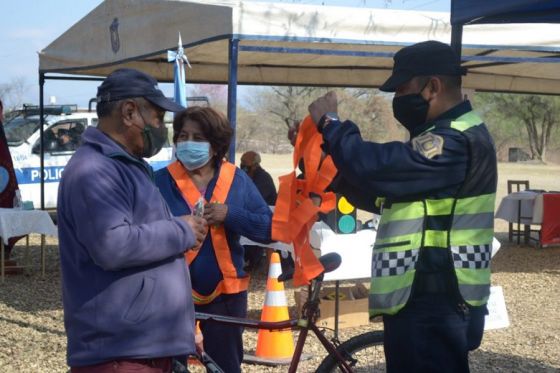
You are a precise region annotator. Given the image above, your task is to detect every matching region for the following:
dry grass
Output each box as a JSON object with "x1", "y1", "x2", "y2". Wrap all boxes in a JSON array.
[{"x1": 0, "y1": 158, "x2": 559, "y2": 372}]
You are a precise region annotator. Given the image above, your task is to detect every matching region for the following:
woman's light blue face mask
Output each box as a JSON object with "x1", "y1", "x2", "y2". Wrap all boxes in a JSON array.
[{"x1": 176, "y1": 141, "x2": 212, "y2": 171}]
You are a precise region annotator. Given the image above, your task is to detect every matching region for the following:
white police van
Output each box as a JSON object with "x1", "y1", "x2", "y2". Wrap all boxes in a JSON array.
[{"x1": 5, "y1": 105, "x2": 174, "y2": 209}]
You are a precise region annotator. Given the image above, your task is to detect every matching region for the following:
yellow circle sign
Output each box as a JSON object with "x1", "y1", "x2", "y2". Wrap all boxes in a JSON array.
[{"x1": 337, "y1": 196, "x2": 355, "y2": 214}]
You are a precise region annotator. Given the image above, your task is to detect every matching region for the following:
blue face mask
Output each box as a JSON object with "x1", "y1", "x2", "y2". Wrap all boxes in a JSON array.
[{"x1": 176, "y1": 141, "x2": 212, "y2": 170}]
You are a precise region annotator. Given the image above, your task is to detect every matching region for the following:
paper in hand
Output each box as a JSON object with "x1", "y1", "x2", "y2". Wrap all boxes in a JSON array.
[{"x1": 193, "y1": 197, "x2": 205, "y2": 217}]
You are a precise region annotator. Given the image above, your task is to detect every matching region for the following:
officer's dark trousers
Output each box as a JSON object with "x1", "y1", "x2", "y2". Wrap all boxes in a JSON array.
[
  {"x1": 383, "y1": 293, "x2": 486, "y2": 373},
  {"x1": 197, "y1": 292, "x2": 247, "y2": 373}
]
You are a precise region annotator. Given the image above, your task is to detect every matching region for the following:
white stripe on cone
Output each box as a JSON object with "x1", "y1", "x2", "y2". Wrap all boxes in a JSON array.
[
  {"x1": 264, "y1": 290, "x2": 288, "y2": 307},
  {"x1": 269, "y1": 262, "x2": 282, "y2": 278}
]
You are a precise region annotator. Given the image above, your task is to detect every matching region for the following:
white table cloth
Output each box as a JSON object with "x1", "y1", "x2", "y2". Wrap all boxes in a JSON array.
[
  {"x1": 495, "y1": 190, "x2": 544, "y2": 225},
  {"x1": 0, "y1": 208, "x2": 58, "y2": 282},
  {"x1": 314, "y1": 222, "x2": 376, "y2": 281},
  {"x1": 0, "y1": 208, "x2": 58, "y2": 244},
  {"x1": 240, "y1": 220, "x2": 377, "y2": 281}
]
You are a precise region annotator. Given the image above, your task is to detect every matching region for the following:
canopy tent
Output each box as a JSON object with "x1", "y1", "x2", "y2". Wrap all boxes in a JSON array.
[
  {"x1": 450, "y1": 0, "x2": 560, "y2": 83},
  {"x1": 451, "y1": 0, "x2": 560, "y2": 25},
  {"x1": 40, "y1": 0, "x2": 560, "y2": 94},
  {"x1": 37, "y1": 0, "x2": 560, "y2": 208}
]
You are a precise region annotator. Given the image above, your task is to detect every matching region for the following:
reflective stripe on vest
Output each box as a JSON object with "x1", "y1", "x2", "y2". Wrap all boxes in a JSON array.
[
  {"x1": 369, "y1": 110, "x2": 494, "y2": 316},
  {"x1": 370, "y1": 201, "x2": 423, "y2": 315},
  {"x1": 449, "y1": 110, "x2": 495, "y2": 306},
  {"x1": 167, "y1": 160, "x2": 250, "y2": 305}
]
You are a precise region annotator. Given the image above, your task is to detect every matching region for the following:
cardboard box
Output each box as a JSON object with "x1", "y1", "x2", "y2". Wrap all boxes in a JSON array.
[{"x1": 294, "y1": 284, "x2": 369, "y2": 329}]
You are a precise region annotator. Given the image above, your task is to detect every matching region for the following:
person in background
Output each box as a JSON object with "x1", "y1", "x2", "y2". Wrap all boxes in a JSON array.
[
  {"x1": 240, "y1": 150, "x2": 277, "y2": 271},
  {"x1": 0, "y1": 98, "x2": 21, "y2": 265},
  {"x1": 57, "y1": 68, "x2": 207, "y2": 373},
  {"x1": 240, "y1": 151, "x2": 277, "y2": 206},
  {"x1": 287, "y1": 119, "x2": 300, "y2": 147},
  {"x1": 155, "y1": 106, "x2": 272, "y2": 373},
  {"x1": 56, "y1": 129, "x2": 74, "y2": 151},
  {"x1": 308, "y1": 41, "x2": 497, "y2": 373}
]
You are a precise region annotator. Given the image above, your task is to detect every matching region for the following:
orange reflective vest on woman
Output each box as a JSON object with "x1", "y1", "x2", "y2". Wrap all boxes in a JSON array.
[{"x1": 167, "y1": 160, "x2": 249, "y2": 305}]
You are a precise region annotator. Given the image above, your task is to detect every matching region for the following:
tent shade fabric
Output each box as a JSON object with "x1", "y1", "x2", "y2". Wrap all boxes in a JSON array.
[
  {"x1": 39, "y1": 0, "x2": 560, "y2": 94},
  {"x1": 451, "y1": 0, "x2": 560, "y2": 25}
]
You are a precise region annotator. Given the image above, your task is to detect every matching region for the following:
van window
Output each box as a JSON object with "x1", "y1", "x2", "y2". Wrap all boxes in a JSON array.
[
  {"x1": 4, "y1": 117, "x2": 41, "y2": 146},
  {"x1": 32, "y1": 119, "x2": 87, "y2": 154}
]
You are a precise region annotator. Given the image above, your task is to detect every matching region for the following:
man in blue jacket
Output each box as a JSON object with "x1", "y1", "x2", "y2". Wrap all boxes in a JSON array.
[
  {"x1": 57, "y1": 68, "x2": 207, "y2": 373},
  {"x1": 309, "y1": 41, "x2": 497, "y2": 373}
]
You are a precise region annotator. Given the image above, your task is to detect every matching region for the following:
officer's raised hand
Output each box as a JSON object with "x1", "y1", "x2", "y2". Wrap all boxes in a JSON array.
[{"x1": 308, "y1": 91, "x2": 338, "y2": 126}]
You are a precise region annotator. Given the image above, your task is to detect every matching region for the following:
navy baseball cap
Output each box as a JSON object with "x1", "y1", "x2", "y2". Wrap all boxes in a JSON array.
[
  {"x1": 97, "y1": 68, "x2": 184, "y2": 112},
  {"x1": 380, "y1": 41, "x2": 467, "y2": 92}
]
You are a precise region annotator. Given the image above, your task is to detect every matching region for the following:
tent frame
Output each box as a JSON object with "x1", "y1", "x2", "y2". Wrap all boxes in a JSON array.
[
  {"x1": 38, "y1": 0, "x2": 560, "y2": 210},
  {"x1": 38, "y1": 37, "x2": 246, "y2": 210}
]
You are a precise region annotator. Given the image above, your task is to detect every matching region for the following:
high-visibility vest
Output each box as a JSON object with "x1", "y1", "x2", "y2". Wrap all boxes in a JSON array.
[
  {"x1": 272, "y1": 116, "x2": 338, "y2": 286},
  {"x1": 167, "y1": 160, "x2": 249, "y2": 305},
  {"x1": 369, "y1": 111, "x2": 497, "y2": 316}
]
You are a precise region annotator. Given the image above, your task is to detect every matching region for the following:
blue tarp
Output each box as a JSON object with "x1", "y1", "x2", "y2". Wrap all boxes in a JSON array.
[{"x1": 451, "y1": 0, "x2": 560, "y2": 25}]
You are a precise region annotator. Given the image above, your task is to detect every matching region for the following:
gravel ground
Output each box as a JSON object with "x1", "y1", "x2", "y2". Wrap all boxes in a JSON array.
[{"x1": 0, "y1": 232, "x2": 559, "y2": 373}]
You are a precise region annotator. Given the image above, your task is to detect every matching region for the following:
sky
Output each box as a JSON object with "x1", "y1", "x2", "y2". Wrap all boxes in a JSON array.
[{"x1": 0, "y1": 0, "x2": 449, "y2": 109}]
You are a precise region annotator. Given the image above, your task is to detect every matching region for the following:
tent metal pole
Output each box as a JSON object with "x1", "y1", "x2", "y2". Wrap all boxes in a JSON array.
[
  {"x1": 40, "y1": 76, "x2": 105, "y2": 82},
  {"x1": 39, "y1": 73, "x2": 45, "y2": 211},
  {"x1": 451, "y1": 24, "x2": 463, "y2": 59},
  {"x1": 450, "y1": 0, "x2": 462, "y2": 59},
  {"x1": 227, "y1": 38, "x2": 239, "y2": 163}
]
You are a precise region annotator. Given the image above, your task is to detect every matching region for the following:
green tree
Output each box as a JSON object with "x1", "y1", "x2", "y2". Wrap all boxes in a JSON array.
[
  {"x1": 474, "y1": 93, "x2": 560, "y2": 162},
  {"x1": 188, "y1": 84, "x2": 227, "y2": 112},
  {"x1": 237, "y1": 86, "x2": 405, "y2": 153},
  {"x1": 337, "y1": 88, "x2": 404, "y2": 143},
  {"x1": 0, "y1": 76, "x2": 29, "y2": 111},
  {"x1": 240, "y1": 86, "x2": 327, "y2": 153},
  {"x1": 267, "y1": 86, "x2": 326, "y2": 127}
]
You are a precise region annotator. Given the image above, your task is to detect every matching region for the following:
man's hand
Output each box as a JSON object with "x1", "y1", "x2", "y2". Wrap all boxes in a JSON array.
[
  {"x1": 203, "y1": 202, "x2": 228, "y2": 226},
  {"x1": 308, "y1": 91, "x2": 338, "y2": 125},
  {"x1": 195, "y1": 330, "x2": 204, "y2": 354},
  {"x1": 181, "y1": 215, "x2": 207, "y2": 249}
]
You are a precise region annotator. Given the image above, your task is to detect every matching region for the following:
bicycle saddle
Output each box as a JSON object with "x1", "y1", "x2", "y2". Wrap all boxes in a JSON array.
[{"x1": 278, "y1": 252, "x2": 341, "y2": 282}]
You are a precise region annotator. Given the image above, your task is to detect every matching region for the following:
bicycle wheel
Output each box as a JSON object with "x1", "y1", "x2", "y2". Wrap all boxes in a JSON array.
[{"x1": 316, "y1": 331, "x2": 385, "y2": 372}]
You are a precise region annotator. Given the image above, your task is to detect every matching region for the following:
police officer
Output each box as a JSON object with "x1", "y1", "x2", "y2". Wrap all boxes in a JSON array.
[{"x1": 308, "y1": 40, "x2": 497, "y2": 373}]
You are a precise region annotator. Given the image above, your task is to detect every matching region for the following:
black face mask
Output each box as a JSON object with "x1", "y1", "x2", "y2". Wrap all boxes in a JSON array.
[
  {"x1": 137, "y1": 109, "x2": 168, "y2": 158},
  {"x1": 392, "y1": 81, "x2": 431, "y2": 133},
  {"x1": 140, "y1": 124, "x2": 168, "y2": 158}
]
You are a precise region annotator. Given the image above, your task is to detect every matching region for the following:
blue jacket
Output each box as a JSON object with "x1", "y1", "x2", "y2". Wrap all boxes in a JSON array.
[
  {"x1": 323, "y1": 101, "x2": 475, "y2": 273},
  {"x1": 58, "y1": 127, "x2": 197, "y2": 367},
  {"x1": 324, "y1": 102, "x2": 472, "y2": 208},
  {"x1": 155, "y1": 163, "x2": 272, "y2": 297}
]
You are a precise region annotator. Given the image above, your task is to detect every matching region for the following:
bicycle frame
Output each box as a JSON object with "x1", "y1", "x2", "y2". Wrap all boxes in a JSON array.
[{"x1": 195, "y1": 276, "x2": 355, "y2": 373}]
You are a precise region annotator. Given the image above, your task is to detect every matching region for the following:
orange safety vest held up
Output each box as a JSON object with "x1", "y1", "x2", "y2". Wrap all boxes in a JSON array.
[
  {"x1": 272, "y1": 116, "x2": 338, "y2": 286},
  {"x1": 167, "y1": 160, "x2": 249, "y2": 305}
]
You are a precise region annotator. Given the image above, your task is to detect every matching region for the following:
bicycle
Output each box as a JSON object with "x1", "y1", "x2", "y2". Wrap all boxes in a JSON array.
[{"x1": 186, "y1": 253, "x2": 386, "y2": 372}]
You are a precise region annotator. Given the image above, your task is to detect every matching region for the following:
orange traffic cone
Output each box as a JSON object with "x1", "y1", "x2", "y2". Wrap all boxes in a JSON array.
[{"x1": 245, "y1": 252, "x2": 295, "y2": 365}]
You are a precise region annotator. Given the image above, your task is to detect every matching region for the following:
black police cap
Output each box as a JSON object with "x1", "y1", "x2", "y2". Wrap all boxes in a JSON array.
[
  {"x1": 97, "y1": 68, "x2": 184, "y2": 112},
  {"x1": 380, "y1": 40, "x2": 467, "y2": 92}
]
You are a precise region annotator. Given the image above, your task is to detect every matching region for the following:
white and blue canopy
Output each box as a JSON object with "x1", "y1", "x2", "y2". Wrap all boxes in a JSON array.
[{"x1": 39, "y1": 0, "x2": 560, "y2": 94}]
